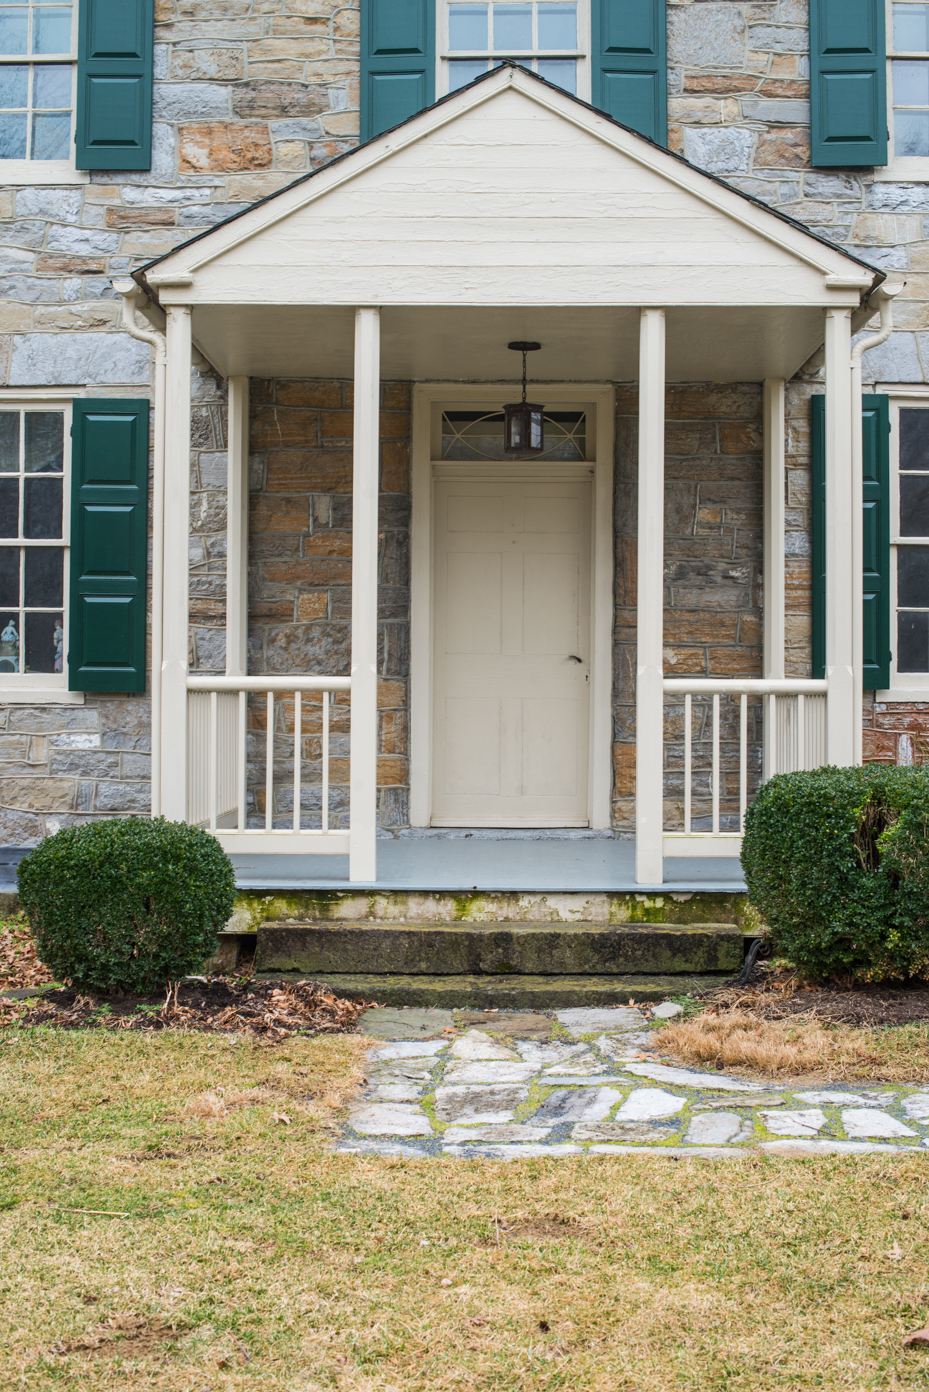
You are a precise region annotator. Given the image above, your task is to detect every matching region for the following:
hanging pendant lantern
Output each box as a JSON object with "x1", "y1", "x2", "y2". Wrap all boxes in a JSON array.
[{"x1": 504, "y1": 341, "x2": 544, "y2": 455}]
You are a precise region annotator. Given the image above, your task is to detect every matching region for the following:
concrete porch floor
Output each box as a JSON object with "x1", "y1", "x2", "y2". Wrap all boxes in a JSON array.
[{"x1": 229, "y1": 834, "x2": 746, "y2": 894}]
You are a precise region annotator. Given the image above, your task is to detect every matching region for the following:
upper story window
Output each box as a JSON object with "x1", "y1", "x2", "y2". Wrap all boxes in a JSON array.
[
  {"x1": 878, "y1": 0, "x2": 929, "y2": 177},
  {"x1": 0, "y1": 0, "x2": 79, "y2": 181},
  {"x1": 440, "y1": 2, "x2": 589, "y2": 101}
]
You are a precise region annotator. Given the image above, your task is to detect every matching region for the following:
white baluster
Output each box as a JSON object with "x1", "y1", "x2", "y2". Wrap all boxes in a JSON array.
[
  {"x1": 293, "y1": 690, "x2": 301, "y2": 833},
  {"x1": 797, "y1": 692, "x2": 805, "y2": 772},
  {"x1": 208, "y1": 690, "x2": 218, "y2": 833},
  {"x1": 684, "y1": 692, "x2": 691, "y2": 835},
  {"x1": 712, "y1": 693, "x2": 720, "y2": 836},
  {"x1": 768, "y1": 692, "x2": 777, "y2": 777},
  {"x1": 237, "y1": 689, "x2": 246, "y2": 832},
  {"x1": 739, "y1": 693, "x2": 747, "y2": 831},
  {"x1": 322, "y1": 691, "x2": 330, "y2": 834},
  {"x1": 265, "y1": 692, "x2": 274, "y2": 833}
]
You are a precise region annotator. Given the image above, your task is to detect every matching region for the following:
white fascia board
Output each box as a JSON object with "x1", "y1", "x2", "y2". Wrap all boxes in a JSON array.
[{"x1": 144, "y1": 65, "x2": 873, "y2": 298}]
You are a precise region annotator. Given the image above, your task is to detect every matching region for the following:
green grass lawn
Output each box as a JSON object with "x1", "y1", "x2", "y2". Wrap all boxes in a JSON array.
[{"x1": 2, "y1": 1026, "x2": 929, "y2": 1390}]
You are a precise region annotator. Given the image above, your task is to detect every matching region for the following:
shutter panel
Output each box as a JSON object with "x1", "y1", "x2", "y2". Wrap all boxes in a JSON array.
[
  {"x1": 810, "y1": 394, "x2": 891, "y2": 689},
  {"x1": 75, "y1": 0, "x2": 154, "y2": 171},
  {"x1": 69, "y1": 400, "x2": 149, "y2": 693},
  {"x1": 361, "y1": 0, "x2": 434, "y2": 142},
  {"x1": 592, "y1": 0, "x2": 667, "y2": 145},
  {"x1": 809, "y1": 0, "x2": 887, "y2": 167},
  {"x1": 861, "y1": 393, "x2": 891, "y2": 689}
]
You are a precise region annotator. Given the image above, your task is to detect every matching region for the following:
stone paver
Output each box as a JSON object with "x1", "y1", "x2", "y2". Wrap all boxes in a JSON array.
[{"x1": 339, "y1": 1002, "x2": 929, "y2": 1160}]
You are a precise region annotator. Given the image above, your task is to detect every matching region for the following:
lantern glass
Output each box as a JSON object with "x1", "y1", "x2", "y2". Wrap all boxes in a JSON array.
[{"x1": 504, "y1": 400, "x2": 545, "y2": 455}]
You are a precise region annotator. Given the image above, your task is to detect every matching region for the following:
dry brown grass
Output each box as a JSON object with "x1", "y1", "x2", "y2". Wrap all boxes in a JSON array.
[{"x1": 654, "y1": 1009, "x2": 929, "y2": 1081}]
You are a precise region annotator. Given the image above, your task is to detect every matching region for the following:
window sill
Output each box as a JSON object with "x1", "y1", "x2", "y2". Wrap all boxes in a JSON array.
[
  {"x1": 874, "y1": 688, "x2": 929, "y2": 703},
  {"x1": 0, "y1": 689, "x2": 83, "y2": 704},
  {"x1": 0, "y1": 161, "x2": 89, "y2": 186},
  {"x1": 871, "y1": 159, "x2": 929, "y2": 182}
]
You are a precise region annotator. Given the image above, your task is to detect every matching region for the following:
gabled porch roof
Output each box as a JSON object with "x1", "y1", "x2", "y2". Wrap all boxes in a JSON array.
[{"x1": 136, "y1": 63, "x2": 880, "y2": 384}]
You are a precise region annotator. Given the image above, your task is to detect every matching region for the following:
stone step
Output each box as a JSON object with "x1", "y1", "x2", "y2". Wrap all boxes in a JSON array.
[
  {"x1": 254, "y1": 920, "x2": 743, "y2": 978},
  {"x1": 256, "y1": 971, "x2": 724, "y2": 1009}
]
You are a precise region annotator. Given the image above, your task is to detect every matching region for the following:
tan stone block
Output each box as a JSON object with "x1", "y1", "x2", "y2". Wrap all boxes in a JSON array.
[
  {"x1": 272, "y1": 15, "x2": 329, "y2": 34},
  {"x1": 252, "y1": 405, "x2": 318, "y2": 448},
  {"x1": 310, "y1": 138, "x2": 358, "y2": 167},
  {"x1": 663, "y1": 648, "x2": 708, "y2": 674},
  {"x1": 262, "y1": 556, "x2": 350, "y2": 585},
  {"x1": 154, "y1": 0, "x2": 174, "y2": 19},
  {"x1": 1, "y1": 777, "x2": 74, "y2": 811},
  {"x1": 707, "y1": 646, "x2": 762, "y2": 676},
  {"x1": 719, "y1": 422, "x2": 763, "y2": 454},
  {"x1": 333, "y1": 7, "x2": 359, "y2": 37},
  {"x1": 275, "y1": 140, "x2": 307, "y2": 169},
  {"x1": 106, "y1": 207, "x2": 176, "y2": 228},
  {"x1": 666, "y1": 384, "x2": 761, "y2": 420},
  {"x1": 246, "y1": 61, "x2": 309, "y2": 80},
  {"x1": 157, "y1": 19, "x2": 265, "y2": 40},
  {"x1": 248, "y1": 37, "x2": 329, "y2": 59},
  {"x1": 250, "y1": 495, "x2": 310, "y2": 532},
  {"x1": 376, "y1": 757, "x2": 406, "y2": 786},
  {"x1": 296, "y1": 591, "x2": 327, "y2": 620},
  {"x1": 898, "y1": 272, "x2": 929, "y2": 298},
  {"x1": 227, "y1": 172, "x2": 295, "y2": 199},
  {"x1": 852, "y1": 213, "x2": 921, "y2": 244},
  {"x1": 36, "y1": 253, "x2": 104, "y2": 274},
  {"x1": 779, "y1": 201, "x2": 835, "y2": 222},
  {"x1": 696, "y1": 506, "x2": 723, "y2": 528},
  {"x1": 759, "y1": 77, "x2": 808, "y2": 98},
  {"x1": 34, "y1": 304, "x2": 118, "y2": 330},
  {"x1": 739, "y1": 613, "x2": 762, "y2": 645},
  {"x1": 768, "y1": 54, "x2": 800, "y2": 78},
  {"x1": 304, "y1": 532, "x2": 352, "y2": 556},
  {"x1": 663, "y1": 612, "x2": 739, "y2": 644},
  {"x1": 177, "y1": 0, "x2": 251, "y2": 15},
  {"x1": 328, "y1": 757, "x2": 350, "y2": 784},
  {"x1": 665, "y1": 422, "x2": 716, "y2": 455},
  {"x1": 82, "y1": 185, "x2": 120, "y2": 204},
  {"x1": 890, "y1": 300, "x2": 929, "y2": 331},
  {"x1": 379, "y1": 710, "x2": 408, "y2": 756},
  {"x1": 666, "y1": 124, "x2": 684, "y2": 156},
  {"x1": 119, "y1": 229, "x2": 191, "y2": 254},
  {"x1": 378, "y1": 679, "x2": 406, "y2": 708},
  {"x1": 382, "y1": 382, "x2": 410, "y2": 410},
  {"x1": 276, "y1": 380, "x2": 340, "y2": 407},
  {"x1": 683, "y1": 73, "x2": 758, "y2": 96},
  {"x1": 172, "y1": 46, "x2": 245, "y2": 80},
  {"x1": 180, "y1": 121, "x2": 273, "y2": 173},
  {"x1": 754, "y1": 127, "x2": 810, "y2": 168},
  {"x1": 612, "y1": 742, "x2": 635, "y2": 798},
  {"x1": 265, "y1": 449, "x2": 351, "y2": 491},
  {"x1": 0, "y1": 192, "x2": 14, "y2": 218},
  {"x1": 381, "y1": 440, "x2": 410, "y2": 493},
  {"x1": 333, "y1": 39, "x2": 359, "y2": 58},
  {"x1": 745, "y1": 50, "x2": 770, "y2": 74},
  {"x1": 232, "y1": 79, "x2": 328, "y2": 118},
  {"x1": 320, "y1": 408, "x2": 353, "y2": 439},
  {"x1": 668, "y1": 97, "x2": 727, "y2": 124},
  {"x1": 379, "y1": 411, "x2": 409, "y2": 440},
  {"x1": 0, "y1": 303, "x2": 31, "y2": 330},
  {"x1": 249, "y1": 599, "x2": 295, "y2": 620},
  {"x1": 322, "y1": 111, "x2": 359, "y2": 136}
]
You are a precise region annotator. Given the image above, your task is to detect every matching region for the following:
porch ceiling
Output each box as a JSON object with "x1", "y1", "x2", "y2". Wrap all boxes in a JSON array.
[{"x1": 190, "y1": 302, "x2": 828, "y2": 383}]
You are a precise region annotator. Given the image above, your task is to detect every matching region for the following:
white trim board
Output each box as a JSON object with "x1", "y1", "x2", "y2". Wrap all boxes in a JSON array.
[{"x1": 410, "y1": 382, "x2": 614, "y2": 830}]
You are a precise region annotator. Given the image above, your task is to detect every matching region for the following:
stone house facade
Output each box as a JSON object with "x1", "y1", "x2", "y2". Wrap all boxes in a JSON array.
[{"x1": 0, "y1": 0, "x2": 923, "y2": 857}]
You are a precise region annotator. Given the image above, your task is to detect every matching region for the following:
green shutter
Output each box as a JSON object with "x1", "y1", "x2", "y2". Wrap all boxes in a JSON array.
[
  {"x1": 809, "y1": 0, "x2": 887, "y2": 167},
  {"x1": 811, "y1": 393, "x2": 891, "y2": 689},
  {"x1": 592, "y1": 0, "x2": 667, "y2": 145},
  {"x1": 75, "y1": 0, "x2": 154, "y2": 171},
  {"x1": 69, "y1": 400, "x2": 149, "y2": 693},
  {"x1": 361, "y1": 0, "x2": 434, "y2": 142}
]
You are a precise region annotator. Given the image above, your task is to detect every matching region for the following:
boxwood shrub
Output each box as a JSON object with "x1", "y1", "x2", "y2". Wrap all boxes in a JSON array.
[
  {"x1": 741, "y1": 765, "x2": 929, "y2": 982},
  {"x1": 18, "y1": 817, "x2": 236, "y2": 994}
]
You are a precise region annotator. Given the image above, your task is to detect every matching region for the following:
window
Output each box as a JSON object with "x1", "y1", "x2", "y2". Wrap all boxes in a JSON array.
[
  {"x1": 440, "y1": 1, "x2": 589, "y2": 100},
  {"x1": 0, "y1": 402, "x2": 69, "y2": 692},
  {"x1": 0, "y1": 0, "x2": 81, "y2": 181},
  {"x1": 877, "y1": 0, "x2": 929, "y2": 177},
  {"x1": 891, "y1": 402, "x2": 929, "y2": 686}
]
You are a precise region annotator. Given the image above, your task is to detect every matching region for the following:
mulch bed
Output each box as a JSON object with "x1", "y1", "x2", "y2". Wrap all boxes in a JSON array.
[
  {"x1": 0, "y1": 978, "x2": 370, "y2": 1040},
  {"x1": 703, "y1": 967, "x2": 929, "y2": 1027}
]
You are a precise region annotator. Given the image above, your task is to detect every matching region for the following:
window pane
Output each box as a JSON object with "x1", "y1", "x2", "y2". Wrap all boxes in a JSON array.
[
  {"x1": 24, "y1": 609, "x2": 61, "y2": 672},
  {"x1": 536, "y1": 57, "x2": 576, "y2": 91},
  {"x1": 24, "y1": 544, "x2": 61, "y2": 605},
  {"x1": 538, "y1": 2, "x2": 576, "y2": 48},
  {"x1": 895, "y1": 3, "x2": 929, "y2": 49},
  {"x1": 33, "y1": 62, "x2": 68, "y2": 106},
  {"x1": 32, "y1": 6, "x2": 70, "y2": 53},
  {"x1": 23, "y1": 475, "x2": 61, "y2": 538},
  {"x1": 900, "y1": 408, "x2": 929, "y2": 470},
  {"x1": 0, "y1": 63, "x2": 26, "y2": 107},
  {"x1": 448, "y1": 58, "x2": 489, "y2": 88},
  {"x1": 899, "y1": 546, "x2": 929, "y2": 606},
  {"x1": 900, "y1": 475, "x2": 929, "y2": 535},
  {"x1": 494, "y1": 3, "x2": 532, "y2": 48},
  {"x1": 0, "y1": 413, "x2": 19, "y2": 472},
  {"x1": 0, "y1": 11, "x2": 28, "y2": 54},
  {"x1": 899, "y1": 610, "x2": 929, "y2": 671},
  {"x1": 24, "y1": 412, "x2": 62, "y2": 472},
  {"x1": 449, "y1": 3, "x2": 488, "y2": 49},
  {"x1": 0, "y1": 612, "x2": 19, "y2": 672},
  {"x1": 0, "y1": 110, "x2": 26, "y2": 156},
  {"x1": 0, "y1": 478, "x2": 18, "y2": 537},
  {"x1": 31, "y1": 108, "x2": 68, "y2": 157},
  {"x1": 896, "y1": 108, "x2": 929, "y2": 155},
  {"x1": 894, "y1": 58, "x2": 929, "y2": 103},
  {"x1": 0, "y1": 547, "x2": 18, "y2": 607}
]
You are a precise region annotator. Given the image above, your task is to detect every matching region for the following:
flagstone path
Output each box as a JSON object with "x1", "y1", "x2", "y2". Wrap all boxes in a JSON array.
[{"x1": 337, "y1": 1004, "x2": 929, "y2": 1160}]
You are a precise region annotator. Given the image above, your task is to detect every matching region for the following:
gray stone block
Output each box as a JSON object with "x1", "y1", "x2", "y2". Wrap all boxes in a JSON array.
[
  {"x1": 270, "y1": 119, "x2": 324, "y2": 140},
  {"x1": 83, "y1": 278, "x2": 118, "y2": 299},
  {"x1": 784, "y1": 531, "x2": 811, "y2": 556},
  {"x1": 49, "y1": 751, "x2": 120, "y2": 778},
  {"x1": 803, "y1": 173, "x2": 861, "y2": 200},
  {"x1": 100, "y1": 122, "x2": 175, "y2": 184},
  {"x1": 748, "y1": 24, "x2": 808, "y2": 51},
  {"x1": 120, "y1": 752, "x2": 151, "y2": 779},
  {"x1": 153, "y1": 82, "x2": 230, "y2": 119},
  {"x1": 0, "y1": 808, "x2": 43, "y2": 845},
  {"x1": 153, "y1": 43, "x2": 168, "y2": 79},
  {"x1": 94, "y1": 781, "x2": 150, "y2": 813},
  {"x1": 193, "y1": 627, "x2": 225, "y2": 670},
  {"x1": 97, "y1": 699, "x2": 151, "y2": 752},
  {"x1": 740, "y1": 98, "x2": 810, "y2": 123},
  {"x1": 10, "y1": 332, "x2": 151, "y2": 386},
  {"x1": 197, "y1": 451, "x2": 227, "y2": 489},
  {"x1": 123, "y1": 184, "x2": 211, "y2": 206},
  {"x1": 684, "y1": 127, "x2": 754, "y2": 175},
  {"x1": 47, "y1": 226, "x2": 120, "y2": 255},
  {"x1": 867, "y1": 183, "x2": 929, "y2": 211},
  {"x1": 2, "y1": 222, "x2": 45, "y2": 250},
  {"x1": 862, "y1": 331, "x2": 924, "y2": 384},
  {"x1": 15, "y1": 187, "x2": 81, "y2": 223},
  {"x1": 854, "y1": 245, "x2": 907, "y2": 270},
  {"x1": 62, "y1": 279, "x2": 81, "y2": 302},
  {"x1": 178, "y1": 202, "x2": 250, "y2": 226},
  {"x1": 0, "y1": 276, "x2": 58, "y2": 302},
  {"x1": 669, "y1": 5, "x2": 744, "y2": 66}
]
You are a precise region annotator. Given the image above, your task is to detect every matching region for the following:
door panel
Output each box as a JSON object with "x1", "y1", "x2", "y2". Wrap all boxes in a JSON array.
[{"x1": 432, "y1": 478, "x2": 592, "y2": 826}]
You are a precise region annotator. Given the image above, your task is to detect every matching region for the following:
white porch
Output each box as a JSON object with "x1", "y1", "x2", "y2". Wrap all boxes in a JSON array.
[{"x1": 128, "y1": 64, "x2": 892, "y2": 889}]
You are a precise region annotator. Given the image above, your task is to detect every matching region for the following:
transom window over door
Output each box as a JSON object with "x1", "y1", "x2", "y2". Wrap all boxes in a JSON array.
[
  {"x1": 0, "y1": 0, "x2": 74, "y2": 164},
  {"x1": 441, "y1": 1, "x2": 589, "y2": 99}
]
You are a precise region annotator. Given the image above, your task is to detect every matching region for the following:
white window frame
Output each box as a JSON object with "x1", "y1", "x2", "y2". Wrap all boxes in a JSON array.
[
  {"x1": 0, "y1": 392, "x2": 82, "y2": 705},
  {"x1": 875, "y1": 0, "x2": 929, "y2": 180},
  {"x1": 873, "y1": 387, "x2": 929, "y2": 700},
  {"x1": 0, "y1": 0, "x2": 88, "y2": 186},
  {"x1": 436, "y1": 0, "x2": 591, "y2": 103}
]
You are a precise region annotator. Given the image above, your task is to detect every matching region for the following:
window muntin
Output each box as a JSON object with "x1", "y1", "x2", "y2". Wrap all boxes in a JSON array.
[
  {"x1": 893, "y1": 406, "x2": 929, "y2": 676},
  {"x1": 0, "y1": 0, "x2": 73, "y2": 163},
  {"x1": 0, "y1": 406, "x2": 67, "y2": 682},
  {"x1": 443, "y1": 1, "x2": 584, "y2": 98}
]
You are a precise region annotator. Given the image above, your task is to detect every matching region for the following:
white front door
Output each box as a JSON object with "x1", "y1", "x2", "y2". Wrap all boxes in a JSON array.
[{"x1": 432, "y1": 477, "x2": 592, "y2": 826}]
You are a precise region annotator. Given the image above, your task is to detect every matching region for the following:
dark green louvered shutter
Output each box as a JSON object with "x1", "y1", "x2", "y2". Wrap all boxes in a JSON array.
[
  {"x1": 810, "y1": 0, "x2": 887, "y2": 167},
  {"x1": 592, "y1": 0, "x2": 667, "y2": 145},
  {"x1": 361, "y1": 0, "x2": 434, "y2": 142},
  {"x1": 75, "y1": 0, "x2": 154, "y2": 171},
  {"x1": 811, "y1": 394, "x2": 891, "y2": 689},
  {"x1": 69, "y1": 400, "x2": 149, "y2": 692}
]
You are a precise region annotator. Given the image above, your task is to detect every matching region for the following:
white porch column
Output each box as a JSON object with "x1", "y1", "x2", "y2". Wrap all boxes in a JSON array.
[
  {"x1": 226, "y1": 376, "x2": 249, "y2": 677},
  {"x1": 824, "y1": 307, "x2": 855, "y2": 767},
  {"x1": 763, "y1": 378, "x2": 786, "y2": 781},
  {"x1": 161, "y1": 305, "x2": 193, "y2": 820},
  {"x1": 635, "y1": 307, "x2": 666, "y2": 885},
  {"x1": 350, "y1": 307, "x2": 380, "y2": 882}
]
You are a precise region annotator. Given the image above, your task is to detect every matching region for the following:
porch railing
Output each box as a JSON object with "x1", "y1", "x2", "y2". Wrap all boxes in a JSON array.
[
  {"x1": 186, "y1": 675, "x2": 351, "y2": 855},
  {"x1": 662, "y1": 678, "x2": 828, "y2": 857}
]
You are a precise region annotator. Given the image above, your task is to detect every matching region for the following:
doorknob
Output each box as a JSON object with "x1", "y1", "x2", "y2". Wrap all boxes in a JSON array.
[{"x1": 568, "y1": 655, "x2": 584, "y2": 663}]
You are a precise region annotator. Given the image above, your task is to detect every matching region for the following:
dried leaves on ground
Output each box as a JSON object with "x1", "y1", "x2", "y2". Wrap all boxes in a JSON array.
[
  {"x1": 0, "y1": 977, "x2": 369, "y2": 1041},
  {"x1": 704, "y1": 966, "x2": 929, "y2": 1027},
  {"x1": 0, "y1": 913, "x2": 53, "y2": 991}
]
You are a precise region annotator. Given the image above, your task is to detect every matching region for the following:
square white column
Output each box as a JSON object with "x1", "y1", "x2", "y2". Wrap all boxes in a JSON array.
[
  {"x1": 161, "y1": 305, "x2": 192, "y2": 820},
  {"x1": 635, "y1": 307, "x2": 666, "y2": 885},
  {"x1": 762, "y1": 377, "x2": 786, "y2": 781},
  {"x1": 349, "y1": 307, "x2": 380, "y2": 882},
  {"x1": 225, "y1": 375, "x2": 249, "y2": 678},
  {"x1": 824, "y1": 307, "x2": 855, "y2": 767}
]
